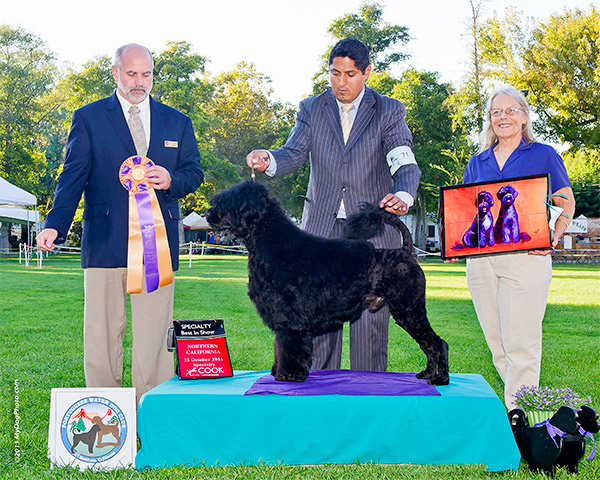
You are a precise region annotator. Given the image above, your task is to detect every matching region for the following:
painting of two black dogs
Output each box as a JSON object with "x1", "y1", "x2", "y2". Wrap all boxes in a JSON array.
[{"x1": 206, "y1": 181, "x2": 449, "y2": 385}]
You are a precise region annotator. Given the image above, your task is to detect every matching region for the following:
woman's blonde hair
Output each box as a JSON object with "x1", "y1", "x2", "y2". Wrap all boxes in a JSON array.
[{"x1": 478, "y1": 85, "x2": 536, "y2": 152}]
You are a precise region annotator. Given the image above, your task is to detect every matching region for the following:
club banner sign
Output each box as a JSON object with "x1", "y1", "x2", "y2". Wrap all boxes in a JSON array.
[
  {"x1": 48, "y1": 388, "x2": 136, "y2": 471},
  {"x1": 170, "y1": 320, "x2": 233, "y2": 380}
]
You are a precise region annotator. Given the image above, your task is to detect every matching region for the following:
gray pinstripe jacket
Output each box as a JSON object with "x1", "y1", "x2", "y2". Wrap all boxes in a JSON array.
[{"x1": 271, "y1": 87, "x2": 420, "y2": 248}]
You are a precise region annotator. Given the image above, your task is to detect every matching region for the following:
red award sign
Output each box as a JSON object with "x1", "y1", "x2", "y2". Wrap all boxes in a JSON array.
[{"x1": 171, "y1": 320, "x2": 233, "y2": 379}]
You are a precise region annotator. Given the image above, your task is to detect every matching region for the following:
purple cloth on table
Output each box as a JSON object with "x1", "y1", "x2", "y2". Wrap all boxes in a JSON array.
[{"x1": 244, "y1": 369, "x2": 440, "y2": 396}]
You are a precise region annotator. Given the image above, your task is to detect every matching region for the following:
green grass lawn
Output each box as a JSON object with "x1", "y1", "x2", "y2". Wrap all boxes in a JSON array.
[{"x1": 1, "y1": 254, "x2": 598, "y2": 479}]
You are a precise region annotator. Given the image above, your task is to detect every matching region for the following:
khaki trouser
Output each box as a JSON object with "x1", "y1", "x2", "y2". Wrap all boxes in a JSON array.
[
  {"x1": 83, "y1": 267, "x2": 174, "y2": 403},
  {"x1": 466, "y1": 253, "x2": 552, "y2": 408}
]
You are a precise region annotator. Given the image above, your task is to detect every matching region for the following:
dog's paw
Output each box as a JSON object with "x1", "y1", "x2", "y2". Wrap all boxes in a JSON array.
[
  {"x1": 274, "y1": 371, "x2": 308, "y2": 382},
  {"x1": 416, "y1": 369, "x2": 449, "y2": 386},
  {"x1": 426, "y1": 375, "x2": 449, "y2": 386}
]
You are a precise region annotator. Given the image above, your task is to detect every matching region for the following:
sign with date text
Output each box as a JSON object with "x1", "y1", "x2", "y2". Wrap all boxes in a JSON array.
[{"x1": 172, "y1": 320, "x2": 233, "y2": 379}]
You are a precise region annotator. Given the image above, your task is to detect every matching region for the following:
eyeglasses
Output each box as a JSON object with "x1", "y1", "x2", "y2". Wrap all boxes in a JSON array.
[{"x1": 489, "y1": 107, "x2": 524, "y2": 117}]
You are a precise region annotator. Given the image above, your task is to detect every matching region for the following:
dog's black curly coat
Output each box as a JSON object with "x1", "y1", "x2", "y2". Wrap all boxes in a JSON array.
[{"x1": 206, "y1": 181, "x2": 449, "y2": 385}]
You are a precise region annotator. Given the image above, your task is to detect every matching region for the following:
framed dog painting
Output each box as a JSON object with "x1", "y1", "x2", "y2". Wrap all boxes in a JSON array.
[{"x1": 439, "y1": 174, "x2": 552, "y2": 260}]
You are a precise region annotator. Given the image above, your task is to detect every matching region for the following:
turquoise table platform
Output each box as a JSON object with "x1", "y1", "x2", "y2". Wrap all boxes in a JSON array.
[{"x1": 136, "y1": 371, "x2": 520, "y2": 472}]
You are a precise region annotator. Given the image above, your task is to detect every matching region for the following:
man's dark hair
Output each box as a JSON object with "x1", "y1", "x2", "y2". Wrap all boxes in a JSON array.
[{"x1": 328, "y1": 38, "x2": 370, "y2": 73}]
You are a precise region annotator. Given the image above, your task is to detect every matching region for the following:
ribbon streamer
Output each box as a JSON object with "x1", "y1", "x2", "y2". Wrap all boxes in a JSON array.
[
  {"x1": 120, "y1": 156, "x2": 173, "y2": 293},
  {"x1": 544, "y1": 193, "x2": 571, "y2": 219},
  {"x1": 533, "y1": 419, "x2": 566, "y2": 448},
  {"x1": 578, "y1": 426, "x2": 596, "y2": 460}
]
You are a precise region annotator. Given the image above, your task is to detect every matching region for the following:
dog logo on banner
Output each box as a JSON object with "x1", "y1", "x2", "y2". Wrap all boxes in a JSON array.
[
  {"x1": 60, "y1": 396, "x2": 127, "y2": 463},
  {"x1": 119, "y1": 156, "x2": 172, "y2": 293}
]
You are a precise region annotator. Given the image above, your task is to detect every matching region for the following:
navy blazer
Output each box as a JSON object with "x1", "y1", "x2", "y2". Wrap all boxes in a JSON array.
[
  {"x1": 271, "y1": 87, "x2": 420, "y2": 248},
  {"x1": 45, "y1": 93, "x2": 203, "y2": 270}
]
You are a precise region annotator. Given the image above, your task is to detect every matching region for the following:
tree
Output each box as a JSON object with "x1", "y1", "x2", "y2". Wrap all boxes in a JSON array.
[
  {"x1": 478, "y1": 6, "x2": 600, "y2": 148},
  {"x1": 206, "y1": 62, "x2": 295, "y2": 174},
  {"x1": 366, "y1": 70, "x2": 400, "y2": 97},
  {"x1": 180, "y1": 147, "x2": 240, "y2": 215},
  {"x1": 328, "y1": 1, "x2": 410, "y2": 72},
  {"x1": 563, "y1": 148, "x2": 600, "y2": 217},
  {"x1": 63, "y1": 56, "x2": 115, "y2": 111},
  {"x1": 34, "y1": 56, "x2": 116, "y2": 211},
  {"x1": 391, "y1": 70, "x2": 471, "y2": 248},
  {"x1": 520, "y1": 7, "x2": 600, "y2": 148},
  {"x1": 0, "y1": 25, "x2": 59, "y2": 197},
  {"x1": 152, "y1": 41, "x2": 213, "y2": 139},
  {"x1": 445, "y1": 0, "x2": 493, "y2": 141},
  {"x1": 312, "y1": 1, "x2": 410, "y2": 94}
]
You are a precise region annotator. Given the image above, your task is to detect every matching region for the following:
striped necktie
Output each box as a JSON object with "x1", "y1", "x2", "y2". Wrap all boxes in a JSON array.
[
  {"x1": 341, "y1": 103, "x2": 354, "y2": 144},
  {"x1": 128, "y1": 105, "x2": 148, "y2": 156}
]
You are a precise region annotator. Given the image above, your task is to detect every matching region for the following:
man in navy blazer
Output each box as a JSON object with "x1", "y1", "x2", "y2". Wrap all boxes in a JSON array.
[
  {"x1": 37, "y1": 44, "x2": 203, "y2": 400},
  {"x1": 247, "y1": 38, "x2": 420, "y2": 372}
]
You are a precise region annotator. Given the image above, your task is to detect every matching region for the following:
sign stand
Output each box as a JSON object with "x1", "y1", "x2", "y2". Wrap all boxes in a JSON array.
[{"x1": 168, "y1": 320, "x2": 233, "y2": 380}]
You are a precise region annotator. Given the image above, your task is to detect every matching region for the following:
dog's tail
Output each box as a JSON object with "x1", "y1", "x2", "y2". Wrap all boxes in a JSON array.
[{"x1": 343, "y1": 203, "x2": 414, "y2": 251}]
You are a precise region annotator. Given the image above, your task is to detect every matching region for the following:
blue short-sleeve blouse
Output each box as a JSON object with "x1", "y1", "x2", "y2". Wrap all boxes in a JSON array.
[{"x1": 463, "y1": 141, "x2": 571, "y2": 193}]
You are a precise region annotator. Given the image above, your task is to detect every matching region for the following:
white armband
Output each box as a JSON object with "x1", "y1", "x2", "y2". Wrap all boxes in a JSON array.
[
  {"x1": 394, "y1": 191, "x2": 414, "y2": 208},
  {"x1": 386, "y1": 146, "x2": 416, "y2": 176},
  {"x1": 265, "y1": 151, "x2": 277, "y2": 177}
]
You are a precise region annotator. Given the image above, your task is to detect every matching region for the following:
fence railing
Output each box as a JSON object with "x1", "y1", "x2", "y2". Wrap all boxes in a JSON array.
[
  {"x1": 12, "y1": 242, "x2": 599, "y2": 270},
  {"x1": 182, "y1": 242, "x2": 248, "y2": 268}
]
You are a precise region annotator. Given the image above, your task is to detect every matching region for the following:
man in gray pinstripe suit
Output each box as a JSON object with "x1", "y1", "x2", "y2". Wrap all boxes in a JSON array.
[{"x1": 246, "y1": 38, "x2": 421, "y2": 372}]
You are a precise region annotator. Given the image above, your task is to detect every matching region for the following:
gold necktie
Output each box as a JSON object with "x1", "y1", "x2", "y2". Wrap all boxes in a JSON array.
[
  {"x1": 128, "y1": 105, "x2": 148, "y2": 156},
  {"x1": 341, "y1": 103, "x2": 354, "y2": 144}
]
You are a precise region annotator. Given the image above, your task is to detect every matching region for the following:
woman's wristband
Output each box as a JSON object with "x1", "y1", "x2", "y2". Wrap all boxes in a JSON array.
[{"x1": 555, "y1": 217, "x2": 570, "y2": 229}]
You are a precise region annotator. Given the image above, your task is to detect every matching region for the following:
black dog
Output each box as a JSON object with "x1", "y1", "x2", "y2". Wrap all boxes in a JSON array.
[
  {"x1": 453, "y1": 191, "x2": 495, "y2": 249},
  {"x1": 71, "y1": 424, "x2": 100, "y2": 454},
  {"x1": 494, "y1": 184, "x2": 530, "y2": 244},
  {"x1": 206, "y1": 181, "x2": 449, "y2": 385}
]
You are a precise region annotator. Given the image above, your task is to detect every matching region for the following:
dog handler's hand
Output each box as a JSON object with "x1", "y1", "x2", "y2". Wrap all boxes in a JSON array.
[
  {"x1": 246, "y1": 150, "x2": 270, "y2": 172},
  {"x1": 37, "y1": 228, "x2": 58, "y2": 252},
  {"x1": 379, "y1": 194, "x2": 408, "y2": 216},
  {"x1": 145, "y1": 165, "x2": 172, "y2": 190}
]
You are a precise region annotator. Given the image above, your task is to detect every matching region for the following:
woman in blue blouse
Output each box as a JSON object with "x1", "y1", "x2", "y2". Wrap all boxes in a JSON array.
[{"x1": 463, "y1": 86, "x2": 575, "y2": 409}]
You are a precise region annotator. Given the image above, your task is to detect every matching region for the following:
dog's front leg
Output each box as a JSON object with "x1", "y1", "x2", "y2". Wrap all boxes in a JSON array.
[{"x1": 272, "y1": 330, "x2": 313, "y2": 382}]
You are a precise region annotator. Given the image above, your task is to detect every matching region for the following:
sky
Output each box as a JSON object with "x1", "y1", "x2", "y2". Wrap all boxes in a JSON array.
[{"x1": 3, "y1": 0, "x2": 597, "y2": 105}]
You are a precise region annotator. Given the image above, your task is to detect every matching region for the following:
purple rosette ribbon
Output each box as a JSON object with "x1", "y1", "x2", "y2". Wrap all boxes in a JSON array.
[{"x1": 133, "y1": 192, "x2": 160, "y2": 293}]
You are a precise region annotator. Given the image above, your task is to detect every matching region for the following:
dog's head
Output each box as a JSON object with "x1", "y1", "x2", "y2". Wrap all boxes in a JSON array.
[
  {"x1": 577, "y1": 406, "x2": 600, "y2": 433},
  {"x1": 508, "y1": 408, "x2": 529, "y2": 430},
  {"x1": 497, "y1": 184, "x2": 518, "y2": 205},
  {"x1": 550, "y1": 406, "x2": 580, "y2": 434},
  {"x1": 476, "y1": 191, "x2": 494, "y2": 213},
  {"x1": 206, "y1": 181, "x2": 273, "y2": 237}
]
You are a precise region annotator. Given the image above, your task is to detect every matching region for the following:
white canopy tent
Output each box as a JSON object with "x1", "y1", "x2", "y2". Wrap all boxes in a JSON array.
[
  {"x1": 182, "y1": 211, "x2": 211, "y2": 230},
  {"x1": 0, "y1": 176, "x2": 36, "y2": 206},
  {"x1": 0, "y1": 207, "x2": 41, "y2": 223},
  {"x1": 0, "y1": 176, "x2": 39, "y2": 252}
]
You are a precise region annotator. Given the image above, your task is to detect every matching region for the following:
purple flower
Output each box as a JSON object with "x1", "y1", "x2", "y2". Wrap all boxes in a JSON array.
[{"x1": 514, "y1": 385, "x2": 593, "y2": 411}]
